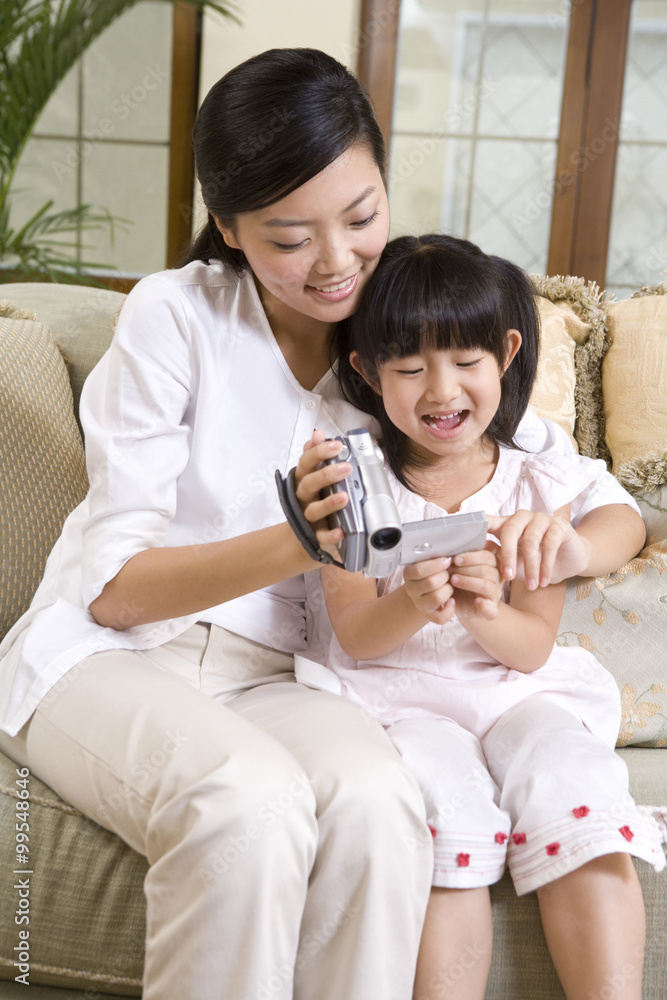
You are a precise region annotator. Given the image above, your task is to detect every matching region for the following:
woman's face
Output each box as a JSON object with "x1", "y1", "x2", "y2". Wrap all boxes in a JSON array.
[{"x1": 214, "y1": 144, "x2": 390, "y2": 333}]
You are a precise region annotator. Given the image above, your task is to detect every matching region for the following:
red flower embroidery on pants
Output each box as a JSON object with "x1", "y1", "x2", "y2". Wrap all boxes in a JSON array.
[
  {"x1": 428, "y1": 824, "x2": 437, "y2": 838},
  {"x1": 619, "y1": 826, "x2": 634, "y2": 842},
  {"x1": 457, "y1": 853, "x2": 470, "y2": 867},
  {"x1": 572, "y1": 806, "x2": 590, "y2": 818},
  {"x1": 546, "y1": 842, "x2": 561, "y2": 856},
  {"x1": 495, "y1": 832, "x2": 508, "y2": 844},
  {"x1": 512, "y1": 832, "x2": 526, "y2": 845}
]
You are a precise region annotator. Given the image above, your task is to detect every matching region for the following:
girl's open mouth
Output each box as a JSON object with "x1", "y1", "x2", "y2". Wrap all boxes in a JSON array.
[{"x1": 422, "y1": 410, "x2": 469, "y2": 436}]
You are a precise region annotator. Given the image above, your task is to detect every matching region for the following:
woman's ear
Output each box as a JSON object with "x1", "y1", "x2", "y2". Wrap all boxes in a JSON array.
[
  {"x1": 212, "y1": 214, "x2": 241, "y2": 250},
  {"x1": 503, "y1": 329, "x2": 522, "y2": 372},
  {"x1": 349, "y1": 351, "x2": 382, "y2": 395}
]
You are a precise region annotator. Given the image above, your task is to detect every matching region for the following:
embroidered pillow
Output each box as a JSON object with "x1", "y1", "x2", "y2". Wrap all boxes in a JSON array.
[{"x1": 558, "y1": 484, "x2": 667, "y2": 747}]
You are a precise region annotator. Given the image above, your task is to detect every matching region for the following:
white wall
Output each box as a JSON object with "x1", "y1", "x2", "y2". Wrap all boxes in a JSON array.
[{"x1": 200, "y1": 0, "x2": 361, "y2": 102}]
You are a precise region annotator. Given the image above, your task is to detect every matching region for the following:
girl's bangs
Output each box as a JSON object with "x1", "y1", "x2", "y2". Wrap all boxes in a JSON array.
[{"x1": 361, "y1": 254, "x2": 507, "y2": 367}]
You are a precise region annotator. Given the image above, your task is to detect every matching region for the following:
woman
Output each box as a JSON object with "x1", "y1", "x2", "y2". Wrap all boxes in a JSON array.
[{"x1": 0, "y1": 48, "x2": 644, "y2": 1000}]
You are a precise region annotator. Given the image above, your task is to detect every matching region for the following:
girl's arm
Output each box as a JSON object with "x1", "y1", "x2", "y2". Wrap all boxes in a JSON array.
[
  {"x1": 323, "y1": 548, "x2": 501, "y2": 662},
  {"x1": 322, "y1": 563, "x2": 432, "y2": 662},
  {"x1": 452, "y1": 502, "x2": 570, "y2": 671},
  {"x1": 454, "y1": 571, "x2": 566, "y2": 672},
  {"x1": 90, "y1": 433, "x2": 351, "y2": 630}
]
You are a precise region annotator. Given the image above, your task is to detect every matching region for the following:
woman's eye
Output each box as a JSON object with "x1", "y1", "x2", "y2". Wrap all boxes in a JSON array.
[
  {"x1": 272, "y1": 239, "x2": 307, "y2": 251},
  {"x1": 351, "y1": 210, "x2": 379, "y2": 229}
]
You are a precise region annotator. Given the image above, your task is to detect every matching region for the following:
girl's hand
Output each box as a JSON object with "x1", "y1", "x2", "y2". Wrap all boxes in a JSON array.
[
  {"x1": 486, "y1": 505, "x2": 588, "y2": 589},
  {"x1": 293, "y1": 429, "x2": 352, "y2": 560},
  {"x1": 402, "y1": 557, "x2": 455, "y2": 625},
  {"x1": 448, "y1": 544, "x2": 503, "y2": 621}
]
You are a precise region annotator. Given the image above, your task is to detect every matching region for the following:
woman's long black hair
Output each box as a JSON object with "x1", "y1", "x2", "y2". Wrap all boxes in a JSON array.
[
  {"x1": 178, "y1": 48, "x2": 386, "y2": 272},
  {"x1": 336, "y1": 234, "x2": 540, "y2": 488}
]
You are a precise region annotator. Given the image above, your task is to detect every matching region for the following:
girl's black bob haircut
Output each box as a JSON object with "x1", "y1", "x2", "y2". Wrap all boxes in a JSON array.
[
  {"x1": 336, "y1": 233, "x2": 541, "y2": 488},
  {"x1": 178, "y1": 48, "x2": 385, "y2": 273}
]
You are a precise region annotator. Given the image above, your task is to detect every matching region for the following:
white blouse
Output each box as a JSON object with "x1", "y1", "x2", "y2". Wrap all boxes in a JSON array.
[{"x1": 0, "y1": 261, "x2": 374, "y2": 735}]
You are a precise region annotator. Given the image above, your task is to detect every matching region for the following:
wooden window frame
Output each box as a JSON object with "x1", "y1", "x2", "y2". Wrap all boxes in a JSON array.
[
  {"x1": 356, "y1": 0, "x2": 635, "y2": 289},
  {"x1": 103, "y1": 2, "x2": 201, "y2": 293},
  {"x1": 547, "y1": 0, "x2": 632, "y2": 288}
]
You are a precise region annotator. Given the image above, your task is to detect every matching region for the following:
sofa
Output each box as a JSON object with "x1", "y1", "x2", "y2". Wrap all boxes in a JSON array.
[{"x1": 0, "y1": 277, "x2": 666, "y2": 998}]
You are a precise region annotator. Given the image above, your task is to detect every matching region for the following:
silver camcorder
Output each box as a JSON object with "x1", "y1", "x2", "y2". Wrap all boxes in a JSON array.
[{"x1": 323, "y1": 429, "x2": 488, "y2": 578}]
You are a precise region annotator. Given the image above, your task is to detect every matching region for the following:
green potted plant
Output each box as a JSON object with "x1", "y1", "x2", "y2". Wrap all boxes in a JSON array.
[{"x1": 0, "y1": 0, "x2": 235, "y2": 283}]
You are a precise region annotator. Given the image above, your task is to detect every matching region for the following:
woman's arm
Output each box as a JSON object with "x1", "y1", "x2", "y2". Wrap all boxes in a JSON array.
[
  {"x1": 487, "y1": 503, "x2": 645, "y2": 588},
  {"x1": 90, "y1": 434, "x2": 352, "y2": 630}
]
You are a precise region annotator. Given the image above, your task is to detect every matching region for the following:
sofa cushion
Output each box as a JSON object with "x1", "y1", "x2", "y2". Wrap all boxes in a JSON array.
[
  {"x1": 0, "y1": 308, "x2": 89, "y2": 641},
  {"x1": 530, "y1": 296, "x2": 582, "y2": 449},
  {"x1": 530, "y1": 274, "x2": 608, "y2": 461},
  {"x1": 558, "y1": 484, "x2": 667, "y2": 747},
  {"x1": 0, "y1": 283, "x2": 126, "y2": 420},
  {"x1": 603, "y1": 284, "x2": 667, "y2": 492},
  {"x1": 0, "y1": 748, "x2": 145, "y2": 993}
]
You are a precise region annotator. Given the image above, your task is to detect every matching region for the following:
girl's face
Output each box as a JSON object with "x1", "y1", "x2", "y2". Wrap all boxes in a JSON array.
[
  {"x1": 214, "y1": 144, "x2": 389, "y2": 335},
  {"x1": 355, "y1": 333, "x2": 521, "y2": 464}
]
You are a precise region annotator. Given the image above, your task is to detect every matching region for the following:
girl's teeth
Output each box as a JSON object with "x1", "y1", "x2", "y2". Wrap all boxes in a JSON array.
[{"x1": 424, "y1": 411, "x2": 461, "y2": 427}]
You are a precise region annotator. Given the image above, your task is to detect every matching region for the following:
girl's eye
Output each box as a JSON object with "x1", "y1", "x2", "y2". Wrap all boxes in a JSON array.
[
  {"x1": 456, "y1": 358, "x2": 482, "y2": 368},
  {"x1": 396, "y1": 367, "x2": 423, "y2": 375},
  {"x1": 351, "y1": 210, "x2": 379, "y2": 229}
]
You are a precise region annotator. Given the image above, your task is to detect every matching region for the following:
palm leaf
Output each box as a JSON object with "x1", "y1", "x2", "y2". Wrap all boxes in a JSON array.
[{"x1": 0, "y1": 0, "x2": 238, "y2": 280}]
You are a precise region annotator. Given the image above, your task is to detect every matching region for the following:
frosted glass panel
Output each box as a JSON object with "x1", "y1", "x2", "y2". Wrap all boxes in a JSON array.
[
  {"x1": 83, "y1": 3, "x2": 172, "y2": 142},
  {"x1": 8, "y1": 1, "x2": 172, "y2": 277},
  {"x1": 606, "y1": 5, "x2": 667, "y2": 299},
  {"x1": 82, "y1": 144, "x2": 169, "y2": 274},
  {"x1": 390, "y1": 0, "x2": 569, "y2": 274}
]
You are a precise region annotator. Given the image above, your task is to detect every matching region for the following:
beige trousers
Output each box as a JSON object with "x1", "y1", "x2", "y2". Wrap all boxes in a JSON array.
[{"x1": 0, "y1": 624, "x2": 433, "y2": 1000}]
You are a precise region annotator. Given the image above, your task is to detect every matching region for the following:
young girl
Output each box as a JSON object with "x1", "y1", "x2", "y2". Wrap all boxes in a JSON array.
[{"x1": 312, "y1": 234, "x2": 666, "y2": 1000}]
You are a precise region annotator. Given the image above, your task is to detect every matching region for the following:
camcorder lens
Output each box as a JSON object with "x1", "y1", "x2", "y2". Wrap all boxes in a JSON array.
[{"x1": 370, "y1": 527, "x2": 401, "y2": 550}]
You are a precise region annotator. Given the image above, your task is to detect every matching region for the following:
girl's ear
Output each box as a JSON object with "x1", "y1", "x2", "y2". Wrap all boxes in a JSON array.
[
  {"x1": 502, "y1": 329, "x2": 522, "y2": 373},
  {"x1": 349, "y1": 351, "x2": 382, "y2": 395},
  {"x1": 212, "y1": 214, "x2": 241, "y2": 250}
]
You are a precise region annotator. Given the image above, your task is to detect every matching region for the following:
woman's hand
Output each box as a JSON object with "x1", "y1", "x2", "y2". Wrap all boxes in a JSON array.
[
  {"x1": 486, "y1": 504, "x2": 589, "y2": 589},
  {"x1": 293, "y1": 429, "x2": 352, "y2": 560}
]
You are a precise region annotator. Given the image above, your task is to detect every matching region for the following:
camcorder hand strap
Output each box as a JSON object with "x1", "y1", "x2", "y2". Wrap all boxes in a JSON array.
[{"x1": 275, "y1": 468, "x2": 336, "y2": 565}]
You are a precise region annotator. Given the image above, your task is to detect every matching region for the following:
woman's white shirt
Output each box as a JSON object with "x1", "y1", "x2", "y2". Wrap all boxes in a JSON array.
[{"x1": 0, "y1": 261, "x2": 375, "y2": 735}]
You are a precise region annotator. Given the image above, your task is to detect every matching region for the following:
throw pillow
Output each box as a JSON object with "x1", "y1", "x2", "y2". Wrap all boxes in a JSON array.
[
  {"x1": 0, "y1": 306, "x2": 89, "y2": 640},
  {"x1": 557, "y1": 483, "x2": 667, "y2": 747},
  {"x1": 603, "y1": 284, "x2": 667, "y2": 492},
  {"x1": 1, "y1": 283, "x2": 125, "y2": 420},
  {"x1": 530, "y1": 274, "x2": 608, "y2": 461}
]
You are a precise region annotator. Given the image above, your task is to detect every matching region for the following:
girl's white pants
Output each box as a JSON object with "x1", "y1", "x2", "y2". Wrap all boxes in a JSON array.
[
  {"x1": 389, "y1": 696, "x2": 664, "y2": 896},
  {"x1": 0, "y1": 623, "x2": 433, "y2": 1000}
]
